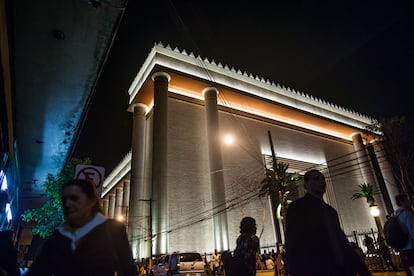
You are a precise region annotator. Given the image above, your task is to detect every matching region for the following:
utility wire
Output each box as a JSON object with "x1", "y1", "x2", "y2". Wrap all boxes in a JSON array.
[{"x1": 126, "y1": 1, "x2": 411, "y2": 245}]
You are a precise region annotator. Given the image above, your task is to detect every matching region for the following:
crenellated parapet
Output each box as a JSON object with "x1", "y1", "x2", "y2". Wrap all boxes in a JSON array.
[{"x1": 148, "y1": 42, "x2": 374, "y2": 123}]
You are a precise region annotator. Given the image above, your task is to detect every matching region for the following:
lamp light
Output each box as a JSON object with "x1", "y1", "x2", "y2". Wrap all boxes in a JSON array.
[
  {"x1": 223, "y1": 134, "x2": 234, "y2": 145},
  {"x1": 369, "y1": 203, "x2": 380, "y2": 217}
]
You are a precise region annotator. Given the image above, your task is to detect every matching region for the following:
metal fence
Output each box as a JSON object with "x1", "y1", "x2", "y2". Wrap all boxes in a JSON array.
[{"x1": 346, "y1": 228, "x2": 404, "y2": 272}]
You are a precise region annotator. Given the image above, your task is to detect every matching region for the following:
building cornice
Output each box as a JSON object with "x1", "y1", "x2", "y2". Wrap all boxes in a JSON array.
[
  {"x1": 128, "y1": 41, "x2": 381, "y2": 145},
  {"x1": 101, "y1": 151, "x2": 131, "y2": 197}
]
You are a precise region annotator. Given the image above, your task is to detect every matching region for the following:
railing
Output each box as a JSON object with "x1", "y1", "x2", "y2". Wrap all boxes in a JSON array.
[{"x1": 346, "y1": 228, "x2": 405, "y2": 272}]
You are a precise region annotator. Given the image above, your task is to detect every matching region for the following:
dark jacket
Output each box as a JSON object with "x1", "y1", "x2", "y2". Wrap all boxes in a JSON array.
[
  {"x1": 285, "y1": 193, "x2": 371, "y2": 276},
  {"x1": 28, "y1": 219, "x2": 137, "y2": 276}
]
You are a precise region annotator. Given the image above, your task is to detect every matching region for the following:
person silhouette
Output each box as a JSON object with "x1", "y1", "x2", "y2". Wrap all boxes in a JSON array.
[
  {"x1": 394, "y1": 194, "x2": 414, "y2": 276},
  {"x1": 363, "y1": 234, "x2": 376, "y2": 256},
  {"x1": 211, "y1": 249, "x2": 221, "y2": 276},
  {"x1": 377, "y1": 236, "x2": 396, "y2": 271},
  {"x1": 285, "y1": 169, "x2": 371, "y2": 276},
  {"x1": 233, "y1": 217, "x2": 260, "y2": 276}
]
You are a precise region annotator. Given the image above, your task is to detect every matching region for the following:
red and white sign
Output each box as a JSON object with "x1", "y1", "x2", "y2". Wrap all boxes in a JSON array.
[{"x1": 75, "y1": 164, "x2": 105, "y2": 196}]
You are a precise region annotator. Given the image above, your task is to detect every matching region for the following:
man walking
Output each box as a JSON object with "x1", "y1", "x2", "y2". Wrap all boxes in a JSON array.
[{"x1": 285, "y1": 169, "x2": 371, "y2": 276}]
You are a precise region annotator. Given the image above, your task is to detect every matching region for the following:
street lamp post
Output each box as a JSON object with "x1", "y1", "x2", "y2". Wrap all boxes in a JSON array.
[
  {"x1": 369, "y1": 203, "x2": 383, "y2": 238},
  {"x1": 268, "y1": 131, "x2": 284, "y2": 243},
  {"x1": 139, "y1": 198, "x2": 153, "y2": 269}
]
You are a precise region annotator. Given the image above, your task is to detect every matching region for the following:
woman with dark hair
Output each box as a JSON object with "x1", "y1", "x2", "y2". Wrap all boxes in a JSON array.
[
  {"x1": 28, "y1": 179, "x2": 137, "y2": 276},
  {"x1": 233, "y1": 216, "x2": 260, "y2": 276}
]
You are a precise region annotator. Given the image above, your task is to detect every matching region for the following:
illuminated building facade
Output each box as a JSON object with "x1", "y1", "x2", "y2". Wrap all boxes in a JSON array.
[{"x1": 101, "y1": 42, "x2": 398, "y2": 260}]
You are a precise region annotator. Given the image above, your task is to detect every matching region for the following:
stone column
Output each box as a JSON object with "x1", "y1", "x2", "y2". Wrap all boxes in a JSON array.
[
  {"x1": 122, "y1": 180, "x2": 130, "y2": 219},
  {"x1": 151, "y1": 72, "x2": 170, "y2": 255},
  {"x1": 108, "y1": 193, "x2": 116, "y2": 219},
  {"x1": 351, "y1": 133, "x2": 377, "y2": 186},
  {"x1": 351, "y1": 133, "x2": 384, "y2": 227},
  {"x1": 203, "y1": 87, "x2": 229, "y2": 251},
  {"x1": 371, "y1": 139, "x2": 399, "y2": 210},
  {"x1": 102, "y1": 198, "x2": 109, "y2": 217},
  {"x1": 115, "y1": 187, "x2": 124, "y2": 219},
  {"x1": 129, "y1": 103, "x2": 148, "y2": 259}
]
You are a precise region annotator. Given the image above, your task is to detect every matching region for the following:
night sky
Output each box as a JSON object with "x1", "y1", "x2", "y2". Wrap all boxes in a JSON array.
[{"x1": 72, "y1": 0, "x2": 414, "y2": 173}]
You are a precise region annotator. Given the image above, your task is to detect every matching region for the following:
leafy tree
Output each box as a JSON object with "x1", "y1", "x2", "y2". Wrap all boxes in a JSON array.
[
  {"x1": 21, "y1": 157, "x2": 91, "y2": 238},
  {"x1": 351, "y1": 183, "x2": 379, "y2": 205},
  {"x1": 367, "y1": 116, "x2": 414, "y2": 198}
]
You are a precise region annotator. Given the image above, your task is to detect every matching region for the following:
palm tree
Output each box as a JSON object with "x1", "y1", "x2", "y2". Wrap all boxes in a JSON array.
[
  {"x1": 351, "y1": 183, "x2": 379, "y2": 205},
  {"x1": 351, "y1": 182, "x2": 384, "y2": 237},
  {"x1": 259, "y1": 162, "x2": 300, "y2": 240}
]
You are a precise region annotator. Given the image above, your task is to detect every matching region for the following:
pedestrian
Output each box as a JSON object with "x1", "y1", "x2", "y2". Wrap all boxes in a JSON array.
[
  {"x1": 265, "y1": 255, "x2": 275, "y2": 270},
  {"x1": 395, "y1": 193, "x2": 414, "y2": 276},
  {"x1": 270, "y1": 249, "x2": 277, "y2": 262},
  {"x1": 280, "y1": 245, "x2": 288, "y2": 275},
  {"x1": 274, "y1": 247, "x2": 285, "y2": 276},
  {"x1": 285, "y1": 169, "x2": 371, "y2": 276},
  {"x1": 261, "y1": 250, "x2": 269, "y2": 265},
  {"x1": 211, "y1": 249, "x2": 221, "y2": 275},
  {"x1": 256, "y1": 252, "x2": 265, "y2": 270},
  {"x1": 363, "y1": 234, "x2": 376, "y2": 256},
  {"x1": 27, "y1": 179, "x2": 137, "y2": 276},
  {"x1": 233, "y1": 216, "x2": 260, "y2": 276},
  {"x1": 377, "y1": 236, "x2": 396, "y2": 271},
  {"x1": 138, "y1": 258, "x2": 147, "y2": 275},
  {"x1": 0, "y1": 229, "x2": 20, "y2": 276}
]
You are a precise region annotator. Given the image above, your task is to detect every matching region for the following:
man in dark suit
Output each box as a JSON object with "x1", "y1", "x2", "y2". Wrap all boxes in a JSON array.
[{"x1": 285, "y1": 169, "x2": 371, "y2": 276}]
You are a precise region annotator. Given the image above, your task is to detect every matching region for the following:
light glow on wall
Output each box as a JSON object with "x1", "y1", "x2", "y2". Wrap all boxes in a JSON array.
[
  {"x1": 131, "y1": 241, "x2": 138, "y2": 260},
  {"x1": 1, "y1": 171, "x2": 12, "y2": 222},
  {"x1": 276, "y1": 200, "x2": 292, "y2": 219},
  {"x1": 223, "y1": 134, "x2": 234, "y2": 145},
  {"x1": 5, "y1": 203, "x2": 12, "y2": 222},
  {"x1": 260, "y1": 148, "x2": 326, "y2": 165},
  {"x1": 169, "y1": 87, "x2": 204, "y2": 101},
  {"x1": 1, "y1": 171, "x2": 7, "y2": 191}
]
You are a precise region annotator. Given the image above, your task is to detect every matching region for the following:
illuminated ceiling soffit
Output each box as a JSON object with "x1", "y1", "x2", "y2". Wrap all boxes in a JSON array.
[{"x1": 128, "y1": 42, "x2": 378, "y2": 140}]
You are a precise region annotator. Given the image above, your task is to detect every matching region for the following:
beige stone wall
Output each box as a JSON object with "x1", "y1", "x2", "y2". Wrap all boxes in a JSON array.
[{"x1": 147, "y1": 96, "x2": 381, "y2": 255}]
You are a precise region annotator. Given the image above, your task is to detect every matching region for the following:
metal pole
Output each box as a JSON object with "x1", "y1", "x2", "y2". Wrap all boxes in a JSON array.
[
  {"x1": 353, "y1": 230, "x2": 359, "y2": 247},
  {"x1": 139, "y1": 198, "x2": 154, "y2": 268},
  {"x1": 149, "y1": 198, "x2": 153, "y2": 269},
  {"x1": 267, "y1": 130, "x2": 283, "y2": 243}
]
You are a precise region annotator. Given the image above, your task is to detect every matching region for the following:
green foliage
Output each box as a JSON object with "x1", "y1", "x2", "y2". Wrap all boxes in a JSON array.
[
  {"x1": 366, "y1": 116, "x2": 414, "y2": 196},
  {"x1": 351, "y1": 183, "x2": 379, "y2": 205},
  {"x1": 21, "y1": 157, "x2": 92, "y2": 238},
  {"x1": 259, "y1": 160, "x2": 301, "y2": 238},
  {"x1": 259, "y1": 162, "x2": 301, "y2": 199}
]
